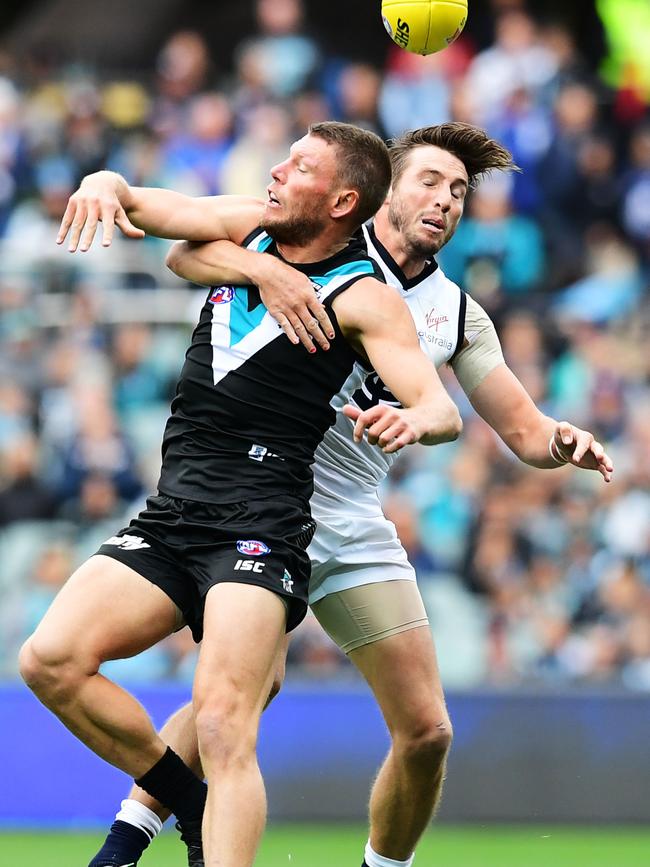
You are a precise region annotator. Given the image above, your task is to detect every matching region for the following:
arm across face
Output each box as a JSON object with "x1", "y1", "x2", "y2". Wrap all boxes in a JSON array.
[
  {"x1": 57, "y1": 170, "x2": 264, "y2": 252},
  {"x1": 167, "y1": 240, "x2": 335, "y2": 352},
  {"x1": 333, "y1": 278, "x2": 463, "y2": 453}
]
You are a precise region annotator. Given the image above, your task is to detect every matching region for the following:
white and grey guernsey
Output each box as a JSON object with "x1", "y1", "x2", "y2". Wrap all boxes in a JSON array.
[
  {"x1": 313, "y1": 221, "x2": 467, "y2": 499},
  {"x1": 157, "y1": 227, "x2": 383, "y2": 505}
]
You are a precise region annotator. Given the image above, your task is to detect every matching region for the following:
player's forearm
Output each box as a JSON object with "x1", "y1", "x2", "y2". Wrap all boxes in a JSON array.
[
  {"x1": 500, "y1": 413, "x2": 567, "y2": 468},
  {"x1": 469, "y1": 364, "x2": 568, "y2": 469},
  {"x1": 166, "y1": 240, "x2": 253, "y2": 285},
  {"x1": 411, "y1": 393, "x2": 463, "y2": 445},
  {"x1": 376, "y1": 356, "x2": 462, "y2": 445}
]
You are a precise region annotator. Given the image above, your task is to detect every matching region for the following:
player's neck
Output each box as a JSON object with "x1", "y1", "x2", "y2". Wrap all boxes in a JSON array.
[
  {"x1": 276, "y1": 235, "x2": 349, "y2": 264},
  {"x1": 373, "y1": 212, "x2": 428, "y2": 280}
]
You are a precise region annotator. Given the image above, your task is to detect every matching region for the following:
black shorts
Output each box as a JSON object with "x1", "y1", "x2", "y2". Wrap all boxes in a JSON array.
[{"x1": 96, "y1": 492, "x2": 316, "y2": 642}]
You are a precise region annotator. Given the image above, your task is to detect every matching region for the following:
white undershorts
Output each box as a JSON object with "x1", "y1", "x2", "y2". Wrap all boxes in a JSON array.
[{"x1": 307, "y1": 485, "x2": 416, "y2": 605}]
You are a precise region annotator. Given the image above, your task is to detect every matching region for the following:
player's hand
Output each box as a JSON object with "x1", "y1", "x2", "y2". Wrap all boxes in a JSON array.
[
  {"x1": 56, "y1": 171, "x2": 145, "y2": 253},
  {"x1": 552, "y1": 421, "x2": 614, "y2": 482},
  {"x1": 256, "y1": 257, "x2": 335, "y2": 353},
  {"x1": 343, "y1": 404, "x2": 421, "y2": 454}
]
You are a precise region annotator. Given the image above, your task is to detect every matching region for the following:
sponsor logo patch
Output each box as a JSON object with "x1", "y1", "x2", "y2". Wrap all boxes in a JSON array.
[
  {"x1": 209, "y1": 286, "x2": 235, "y2": 304},
  {"x1": 103, "y1": 534, "x2": 151, "y2": 551},
  {"x1": 237, "y1": 540, "x2": 271, "y2": 556},
  {"x1": 234, "y1": 559, "x2": 265, "y2": 572},
  {"x1": 424, "y1": 307, "x2": 450, "y2": 331},
  {"x1": 281, "y1": 569, "x2": 294, "y2": 593}
]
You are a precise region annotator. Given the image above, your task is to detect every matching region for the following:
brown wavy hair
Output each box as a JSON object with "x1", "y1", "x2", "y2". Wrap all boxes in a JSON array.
[{"x1": 390, "y1": 123, "x2": 518, "y2": 188}]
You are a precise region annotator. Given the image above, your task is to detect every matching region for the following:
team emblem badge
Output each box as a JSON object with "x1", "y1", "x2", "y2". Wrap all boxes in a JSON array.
[
  {"x1": 237, "y1": 540, "x2": 271, "y2": 556},
  {"x1": 209, "y1": 286, "x2": 235, "y2": 304},
  {"x1": 281, "y1": 570, "x2": 294, "y2": 593}
]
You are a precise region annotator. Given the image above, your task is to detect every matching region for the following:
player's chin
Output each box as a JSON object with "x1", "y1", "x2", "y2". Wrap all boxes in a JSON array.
[
  {"x1": 260, "y1": 205, "x2": 281, "y2": 226},
  {"x1": 411, "y1": 229, "x2": 443, "y2": 257}
]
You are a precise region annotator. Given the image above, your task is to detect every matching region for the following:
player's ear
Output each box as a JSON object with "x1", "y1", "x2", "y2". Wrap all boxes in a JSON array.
[{"x1": 331, "y1": 189, "x2": 359, "y2": 220}]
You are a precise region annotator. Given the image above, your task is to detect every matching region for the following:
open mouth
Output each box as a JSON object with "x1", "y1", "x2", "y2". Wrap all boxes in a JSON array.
[
  {"x1": 421, "y1": 217, "x2": 445, "y2": 232},
  {"x1": 267, "y1": 189, "x2": 281, "y2": 208}
]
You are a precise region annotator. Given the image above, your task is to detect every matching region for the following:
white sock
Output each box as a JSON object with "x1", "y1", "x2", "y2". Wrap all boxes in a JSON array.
[
  {"x1": 364, "y1": 840, "x2": 415, "y2": 867},
  {"x1": 115, "y1": 798, "x2": 164, "y2": 840}
]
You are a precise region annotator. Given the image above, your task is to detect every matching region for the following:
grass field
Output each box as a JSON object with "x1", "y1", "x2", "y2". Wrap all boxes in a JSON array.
[{"x1": 2, "y1": 825, "x2": 650, "y2": 866}]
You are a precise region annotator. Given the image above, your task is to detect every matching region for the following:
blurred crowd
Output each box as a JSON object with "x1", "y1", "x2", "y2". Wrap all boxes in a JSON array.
[{"x1": 0, "y1": 0, "x2": 648, "y2": 689}]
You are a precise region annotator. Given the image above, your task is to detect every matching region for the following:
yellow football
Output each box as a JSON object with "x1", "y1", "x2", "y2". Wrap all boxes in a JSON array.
[{"x1": 381, "y1": 0, "x2": 468, "y2": 55}]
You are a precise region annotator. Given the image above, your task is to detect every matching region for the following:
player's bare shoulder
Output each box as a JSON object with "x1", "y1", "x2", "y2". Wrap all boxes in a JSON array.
[{"x1": 332, "y1": 276, "x2": 404, "y2": 334}]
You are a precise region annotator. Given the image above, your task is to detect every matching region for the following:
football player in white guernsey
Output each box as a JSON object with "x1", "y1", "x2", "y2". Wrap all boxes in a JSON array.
[{"x1": 64, "y1": 124, "x2": 613, "y2": 867}]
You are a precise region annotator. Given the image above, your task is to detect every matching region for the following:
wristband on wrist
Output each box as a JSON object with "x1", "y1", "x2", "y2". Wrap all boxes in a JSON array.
[{"x1": 548, "y1": 435, "x2": 570, "y2": 465}]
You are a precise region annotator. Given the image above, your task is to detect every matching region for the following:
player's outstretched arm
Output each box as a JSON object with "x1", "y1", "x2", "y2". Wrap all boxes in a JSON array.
[
  {"x1": 56, "y1": 170, "x2": 263, "y2": 253},
  {"x1": 469, "y1": 364, "x2": 614, "y2": 482},
  {"x1": 334, "y1": 278, "x2": 462, "y2": 453},
  {"x1": 166, "y1": 239, "x2": 335, "y2": 352}
]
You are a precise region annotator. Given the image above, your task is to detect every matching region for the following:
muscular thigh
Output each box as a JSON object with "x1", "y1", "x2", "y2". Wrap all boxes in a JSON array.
[
  {"x1": 351, "y1": 625, "x2": 448, "y2": 732},
  {"x1": 29, "y1": 555, "x2": 180, "y2": 666},
  {"x1": 313, "y1": 581, "x2": 448, "y2": 733},
  {"x1": 194, "y1": 583, "x2": 288, "y2": 718},
  {"x1": 311, "y1": 579, "x2": 428, "y2": 654}
]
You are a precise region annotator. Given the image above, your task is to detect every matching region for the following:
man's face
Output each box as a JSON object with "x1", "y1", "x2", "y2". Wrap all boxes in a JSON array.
[
  {"x1": 261, "y1": 134, "x2": 340, "y2": 245},
  {"x1": 388, "y1": 145, "x2": 468, "y2": 258}
]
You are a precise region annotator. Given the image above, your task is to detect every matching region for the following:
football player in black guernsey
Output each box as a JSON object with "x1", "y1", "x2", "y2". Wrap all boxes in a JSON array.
[{"x1": 21, "y1": 122, "x2": 462, "y2": 867}]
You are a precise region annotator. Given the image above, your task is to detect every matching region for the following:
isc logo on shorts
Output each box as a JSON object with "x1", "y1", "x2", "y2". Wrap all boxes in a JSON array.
[
  {"x1": 234, "y1": 559, "x2": 265, "y2": 572},
  {"x1": 237, "y1": 540, "x2": 271, "y2": 556}
]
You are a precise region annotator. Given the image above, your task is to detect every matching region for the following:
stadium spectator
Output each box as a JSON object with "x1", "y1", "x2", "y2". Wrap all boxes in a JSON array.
[
  {"x1": 235, "y1": 0, "x2": 320, "y2": 101},
  {"x1": 55, "y1": 385, "x2": 142, "y2": 504},
  {"x1": 335, "y1": 63, "x2": 387, "y2": 138},
  {"x1": 219, "y1": 102, "x2": 293, "y2": 198},
  {"x1": 465, "y1": 9, "x2": 558, "y2": 123},
  {"x1": 159, "y1": 93, "x2": 233, "y2": 196},
  {"x1": 0, "y1": 434, "x2": 57, "y2": 526}
]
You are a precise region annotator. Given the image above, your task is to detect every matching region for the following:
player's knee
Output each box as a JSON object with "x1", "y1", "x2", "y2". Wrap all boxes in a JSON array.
[
  {"x1": 396, "y1": 713, "x2": 453, "y2": 769},
  {"x1": 194, "y1": 689, "x2": 256, "y2": 767},
  {"x1": 19, "y1": 634, "x2": 90, "y2": 705}
]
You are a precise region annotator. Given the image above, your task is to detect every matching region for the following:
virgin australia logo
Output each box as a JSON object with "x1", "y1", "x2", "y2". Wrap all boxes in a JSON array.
[{"x1": 424, "y1": 308, "x2": 449, "y2": 331}]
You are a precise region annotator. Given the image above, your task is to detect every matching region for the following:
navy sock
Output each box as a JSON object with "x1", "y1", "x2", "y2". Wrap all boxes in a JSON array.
[
  {"x1": 88, "y1": 819, "x2": 151, "y2": 867},
  {"x1": 135, "y1": 747, "x2": 207, "y2": 826}
]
